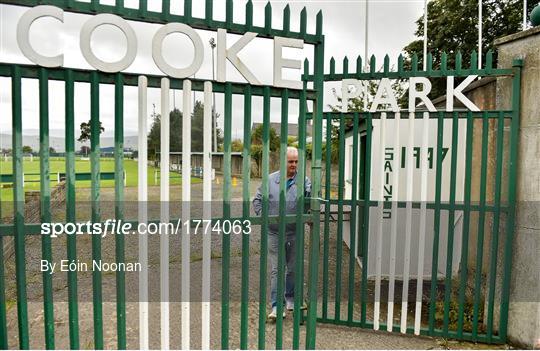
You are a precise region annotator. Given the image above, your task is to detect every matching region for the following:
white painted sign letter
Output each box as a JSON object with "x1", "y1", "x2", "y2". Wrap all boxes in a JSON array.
[
  {"x1": 341, "y1": 79, "x2": 364, "y2": 113},
  {"x1": 446, "y1": 76, "x2": 480, "y2": 112},
  {"x1": 409, "y1": 77, "x2": 436, "y2": 112},
  {"x1": 217, "y1": 29, "x2": 260, "y2": 85},
  {"x1": 273, "y1": 36, "x2": 304, "y2": 89},
  {"x1": 370, "y1": 78, "x2": 399, "y2": 112}
]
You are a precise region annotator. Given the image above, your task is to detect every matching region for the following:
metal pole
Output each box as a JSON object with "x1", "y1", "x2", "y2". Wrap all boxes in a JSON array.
[
  {"x1": 364, "y1": 0, "x2": 369, "y2": 64},
  {"x1": 523, "y1": 0, "x2": 528, "y2": 30},
  {"x1": 478, "y1": 0, "x2": 482, "y2": 69},
  {"x1": 364, "y1": 0, "x2": 369, "y2": 110},
  {"x1": 423, "y1": 0, "x2": 428, "y2": 71},
  {"x1": 210, "y1": 38, "x2": 217, "y2": 153}
]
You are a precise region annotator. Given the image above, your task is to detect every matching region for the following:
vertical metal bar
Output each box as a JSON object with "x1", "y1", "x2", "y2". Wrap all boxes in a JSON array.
[
  {"x1": 422, "y1": 0, "x2": 428, "y2": 70},
  {"x1": 245, "y1": 0, "x2": 253, "y2": 31},
  {"x1": 322, "y1": 113, "x2": 331, "y2": 320},
  {"x1": 0, "y1": 186, "x2": 6, "y2": 350},
  {"x1": 139, "y1": 0, "x2": 147, "y2": 18},
  {"x1": 0, "y1": 233, "x2": 6, "y2": 350},
  {"x1": 11, "y1": 65, "x2": 29, "y2": 350},
  {"x1": 276, "y1": 89, "x2": 289, "y2": 349},
  {"x1": 293, "y1": 85, "x2": 307, "y2": 349},
  {"x1": 360, "y1": 112, "x2": 372, "y2": 327},
  {"x1": 400, "y1": 112, "x2": 415, "y2": 333},
  {"x1": 90, "y1": 0, "x2": 98, "y2": 12},
  {"x1": 0, "y1": 132, "x2": 3, "y2": 348},
  {"x1": 334, "y1": 116, "x2": 345, "y2": 321},
  {"x1": 443, "y1": 112, "x2": 460, "y2": 335},
  {"x1": 181, "y1": 79, "x2": 192, "y2": 350},
  {"x1": 159, "y1": 77, "x2": 170, "y2": 350},
  {"x1": 114, "y1": 73, "x2": 126, "y2": 350},
  {"x1": 161, "y1": 0, "x2": 170, "y2": 21},
  {"x1": 373, "y1": 112, "x2": 387, "y2": 331},
  {"x1": 115, "y1": 0, "x2": 124, "y2": 13},
  {"x1": 90, "y1": 71, "x2": 103, "y2": 349},
  {"x1": 457, "y1": 111, "x2": 474, "y2": 337},
  {"x1": 221, "y1": 82, "x2": 232, "y2": 350},
  {"x1": 428, "y1": 112, "x2": 444, "y2": 333},
  {"x1": 486, "y1": 111, "x2": 504, "y2": 341},
  {"x1": 387, "y1": 112, "x2": 401, "y2": 332},
  {"x1": 282, "y1": 5, "x2": 291, "y2": 35},
  {"x1": 137, "y1": 76, "x2": 149, "y2": 350},
  {"x1": 225, "y1": 0, "x2": 233, "y2": 28},
  {"x1": 414, "y1": 112, "x2": 430, "y2": 335},
  {"x1": 184, "y1": 0, "x2": 192, "y2": 23},
  {"x1": 455, "y1": 51, "x2": 463, "y2": 75},
  {"x1": 472, "y1": 112, "x2": 489, "y2": 340},
  {"x1": 347, "y1": 113, "x2": 359, "y2": 324},
  {"x1": 478, "y1": 0, "x2": 483, "y2": 70},
  {"x1": 264, "y1": 2, "x2": 272, "y2": 34},
  {"x1": 65, "y1": 69, "x2": 79, "y2": 349},
  {"x1": 201, "y1": 81, "x2": 213, "y2": 350},
  {"x1": 299, "y1": 7, "x2": 307, "y2": 36},
  {"x1": 240, "y1": 85, "x2": 252, "y2": 350},
  {"x1": 498, "y1": 60, "x2": 522, "y2": 342},
  {"x1": 305, "y1": 12, "x2": 324, "y2": 348},
  {"x1": 205, "y1": 0, "x2": 213, "y2": 26},
  {"x1": 39, "y1": 67, "x2": 55, "y2": 349},
  {"x1": 258, "y1": 87, "x2": 271, "y2": 350}
]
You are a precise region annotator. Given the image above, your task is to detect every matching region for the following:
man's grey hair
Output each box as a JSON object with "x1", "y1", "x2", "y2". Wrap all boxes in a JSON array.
[{"x1": 287, "y1": 146, "x2": 298, "y2": 155}]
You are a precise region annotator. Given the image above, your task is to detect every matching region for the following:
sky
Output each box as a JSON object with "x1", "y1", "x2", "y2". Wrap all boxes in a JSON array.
[{"x1": 0, "y1": 0, "x2": 425, "y2": 144}]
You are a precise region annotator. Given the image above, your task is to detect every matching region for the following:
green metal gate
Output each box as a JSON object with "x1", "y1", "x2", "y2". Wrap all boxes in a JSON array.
[
  {"x1": 0, "y1": 0, "x2": 325, "y2": 349},
  {"x1": 309, "y1": 52, "x2": 522, "y2": 343},
  {"x1": 0, "y1": 1, "x2": 524, "y2": 349}
]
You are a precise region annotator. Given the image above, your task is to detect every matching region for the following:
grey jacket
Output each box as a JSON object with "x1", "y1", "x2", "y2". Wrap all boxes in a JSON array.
[{"x1": 252, "y1": 171, "x2": 312, "y2": 234}]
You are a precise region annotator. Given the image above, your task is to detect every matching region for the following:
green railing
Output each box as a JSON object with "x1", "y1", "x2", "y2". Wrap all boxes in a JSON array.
[
  {"x1": 0, "y1": 1, "x2": 325, "y2": 350},
  {"x1": 306, "y1": 52, "x2": 521, "y2": 344}
]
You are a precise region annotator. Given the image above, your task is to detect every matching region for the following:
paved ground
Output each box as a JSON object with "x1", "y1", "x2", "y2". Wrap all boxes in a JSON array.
[{"x1": 2, "y1": 178, "x2": 514, "y2": 349}]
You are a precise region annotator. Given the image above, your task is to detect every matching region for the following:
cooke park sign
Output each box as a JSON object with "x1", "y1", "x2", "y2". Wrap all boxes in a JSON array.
[{"x1": 0, "y1": 1, "x2": 522, "y2": 350}]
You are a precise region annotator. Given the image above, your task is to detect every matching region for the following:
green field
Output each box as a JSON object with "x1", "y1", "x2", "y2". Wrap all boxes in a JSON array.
[{"x1": 0, "y1": 157, "x2": 201, "y2": 201}]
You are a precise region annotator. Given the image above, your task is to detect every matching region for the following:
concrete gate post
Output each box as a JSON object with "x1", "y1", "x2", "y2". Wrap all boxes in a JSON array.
[{"x1": 494, "y1": 26, "x2": 540, "y2": 348}]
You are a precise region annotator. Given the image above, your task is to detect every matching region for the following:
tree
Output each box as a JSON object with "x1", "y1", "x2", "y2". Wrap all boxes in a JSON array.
[
  {"x1": 147, "y1": 102, "x2": 223, "y2": 159},
  {"x1": 22, "y1": 145, "x2": 33, "y2": 154},
  {"x1": 231, "y1": 139, "x2": 243, "y2": 152},
  {"x1": 80, "y1": 146, "x2": 90, "y2": 156},
  {"x1": 251, "y1": 125, "x2": 280, "y2": 150},
  {"x1": 78, "y1": 119, "x2": 105, "y2": 143},
  {"x1": 191, "y1": 101, "x2": 223, "y2": 152},
  {"x1": 250, "y1": 125, "x2": 280, "y2": 176},
  {"x1": 403, "y1": 0, "x2": 535, "y2": 98},
  {"x1": 49, "y1": 146, "x2": 56, "y2": 155}
]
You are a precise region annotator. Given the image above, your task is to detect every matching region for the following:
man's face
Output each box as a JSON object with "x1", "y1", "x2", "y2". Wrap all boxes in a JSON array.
[{"x1": 287, "y1": 151, "x2": 298, "y2": 177}]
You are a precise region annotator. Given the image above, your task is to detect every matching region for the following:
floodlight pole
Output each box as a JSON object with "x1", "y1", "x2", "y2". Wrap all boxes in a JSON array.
[
  {"x1": 523, "y1": 0, "x2": 528, "y2": 30},
  {"x1": 479, "y1": 0, "x2": 483, "y2": 69},
  {"x1": 423, "y1": 0, "x2": 428, "y2": 71}
]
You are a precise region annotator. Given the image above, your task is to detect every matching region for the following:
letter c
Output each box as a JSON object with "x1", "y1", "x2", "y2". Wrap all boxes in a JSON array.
[{"x1": 17, "y1": 5, "x2": 64, "y2": 67}]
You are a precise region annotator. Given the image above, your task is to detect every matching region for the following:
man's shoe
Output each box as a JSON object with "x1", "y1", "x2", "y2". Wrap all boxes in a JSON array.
[
  {"x1": 286, "y1": 300, "x2": 294, "y2": 311},
  {"x1": 267, "y1": 307, "x2": 286, "y2": 322}
]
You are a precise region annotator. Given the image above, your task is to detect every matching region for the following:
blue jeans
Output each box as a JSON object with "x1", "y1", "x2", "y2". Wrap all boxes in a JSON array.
[{"x1": 269, "y1": 232, "x2": 296, "y2": 308}]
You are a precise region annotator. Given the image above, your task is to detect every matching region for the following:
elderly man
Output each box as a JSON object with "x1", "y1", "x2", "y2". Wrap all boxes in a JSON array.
[{"x1": 252, "y1": 146, "x2": 311, "y2": 321}]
